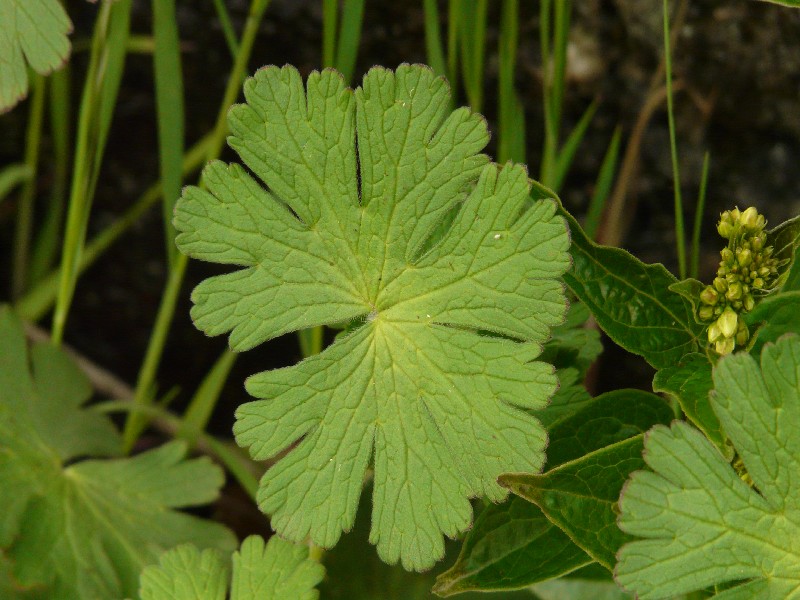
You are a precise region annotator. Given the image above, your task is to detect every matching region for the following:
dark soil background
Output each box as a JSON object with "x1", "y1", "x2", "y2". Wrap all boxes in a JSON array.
[{"x1": 1, "y1": 0, "x2": 800, "y2": 572}]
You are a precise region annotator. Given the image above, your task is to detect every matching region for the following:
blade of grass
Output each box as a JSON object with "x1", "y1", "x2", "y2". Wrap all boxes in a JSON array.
[
  {"x1": 585, "y1": 125, "x2": 622, "y2": 240},
  {"x1": 0, "y1": 164, "x2": 32, "y2": 205},
  {"x1": 179, "y1": 349, "x2": 238, "y2": 450},
  {"x1": 152, "y1": 0, "x2": 185, "y2": 266},
  {"x1": 663, "y1": 0, "x2": 686, "y2": 278},
  {"x1": 15, "y1": 133, "x2": 213, "y2": 323},
  {"x1": 539, "y1": 0, "x2": 571, "y2": 187},
  {"x1": 212, "y1": 0, "x2": 240, "y2": 58},
  {"x1": 30, "y1": 67, "x2": 71, "y2": 286},
  {"x1": 690, "y1": 151, "x2": 710, "y2": 279},
  {"x1": 552, "y1": 98, "x2": 598, "y2": 192},
  {"x1": 551, "y1": 0, "x2": 570, "y2": 132},
  {"x1": 459, "y1": 0, "x2": 488, "y2": 111},
  {"x1": 123, "y1": 0, "x2": 272, "y2": 453},
  {"x1": 446, "y1": 0, "x2": 461, "y2": 94},
  {"x1": 11, "y1": 74, "x2": 46, "y2": 299},
  {"x1": 52, "y1": 0, "x2": 133, "y2": 346},
  {"x1": 423, "y1": 0, "x2": 447, "y2": 78},
  {"x1": 498, "y1": 0, "x2": 524, "y2": 164},
  {"x1": 322, "y1": 0, "x2": 338, "y2": 67},
  {"x1": 334, "y1": 0, "x2": 365, "y2": 83}
]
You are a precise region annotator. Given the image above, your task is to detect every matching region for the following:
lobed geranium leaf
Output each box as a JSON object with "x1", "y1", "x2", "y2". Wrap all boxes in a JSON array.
[
  {"x1": 0, "y1": 307, "x2": 236, "y2": 598},
  {"x1": 0, "y1": 0, "x2": 72, "y2": 113},
  {"x1": 434, "y1": 389, "x2": 671, "y2": 594},
  {"x1": 139, "y1": 535, "x2": 324, "y2": 600},
  {"x1": 175, "y1": 64, "x2": 570, "y2": 570},
  {"x1": 556, "y1": 201, "x2": 704, "y2": 369},
  {"x1": 616, "y1": 335, "x2": 800, "y2": 599}
]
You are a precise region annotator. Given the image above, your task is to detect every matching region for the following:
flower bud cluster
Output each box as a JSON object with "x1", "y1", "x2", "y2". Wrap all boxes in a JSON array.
[{"x1": 699, "y1": 207, "x2": 779, "y2": 355}]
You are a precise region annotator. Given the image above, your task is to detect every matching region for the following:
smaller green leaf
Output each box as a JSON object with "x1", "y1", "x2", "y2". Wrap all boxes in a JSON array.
[
  {"x1": 541, "y1": 301, "x2": 602, "y2": 375},
  {"x1": 0, "y1": 307, "x2": 235, "y2": 598},
  {"x1": 537, "y1": 367, "x2": 593, "y2": 429},
  {"x1": 768, "y1": 214, "x2": 800, "y2": 291},
  {"x1": 544, "y1": 390, "x2": 673, "y2": 469},
  {"x1": 501, "y1": 435, "x2": 647, "y2": 571},
  {"x1": 432, "y1": 497, "x2": 592, "y2": 596},
  {"x1": 616, "y1": 335, "x2": 800, "y2": 599},
  {"x1": 555, "y1": 197, "x2": 704, "y2": 369},
  {"x1": 755, "y1": 1, "x2": 800, "y2": 9},
  {"x1": 668, "y1": 278, "x2": 706, "y2": 324},
  {"x1": 652, "y1": 353, "x2": 731, "y2": 458},
  {"x1": 744, "y1": 291, "x2": 800, "y2": 356},
  {"x1": 139, "y1": 536, "x2": 325, "y2": 600},
  {"x1": 436, "y1": 390, "x2": 671, "y2": 593},
  {"x1": 531, "y1": 577, "x2": 633, "y2": 600},
  {"x1": 0, "y1": 0, "x2": 73, "y2": 112},
  {"x1": 139, "y1": 546, "x2": 228, "y2": 600}
]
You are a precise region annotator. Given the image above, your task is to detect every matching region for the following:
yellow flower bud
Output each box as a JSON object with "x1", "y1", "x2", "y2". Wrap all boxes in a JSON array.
[
  {"x1": 699, "y1": 305, "x2": 714, "y2": 320},
  {"x1": 721, "y1": 248, "x2": 734, "y2": 263},
  {"x1": 739, "y1": 207, "x2": 759, "y2": 229},
  {"x1": 708, "y1": 323, "x2": 722, "y2": 342},
  {"x1": 726, "y1": 282, "x2": 743, "y2": 301},
  {"x1": 737, "y1": 248, "x2": 752, "y2": 267},
  {"x1": 700, "y1": 286, "x2": 719, "y2": 305},
  {"x1": 743, "y1": 295, "x2": 755, "y2": 311},
  {"x1": 715, "y1": 337, "x2": 735, "y2": 355},
  {"x1": 717, "y1": 308, "x2": 738, "y2": 339},
  {"x1": 714, "y1": 277, "x2": 727, "y2": 293}
]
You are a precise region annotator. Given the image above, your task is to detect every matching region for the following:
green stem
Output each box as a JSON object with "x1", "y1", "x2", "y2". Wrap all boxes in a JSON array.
[
  {"x1": 212, "y1": 0, "x2": 240, "y2": 58},
  {"x1": 423, "y1": 0, "x2": 447, "y2": 78},
  {"x1": 30, "y1": 67, "x2": 71, "y2": 286},
  {"x1": 12, "y1": 74, "x2": 46, "y2": 299},
  {"x1": 51, "y1": 0, "x2": 132, "y2": 345},
  {"x1": 663, "y1": 0, "x2": 686, "y2": 278},
  {"x1": 322, "y1": 0, "x2": 338, "y2": 68},
  {"x1": 690, "y1": 152, "x2": 710, "y2": 279},
  {"x1": 122, "y1": 0, "x2": 272, "y2": 453},
  {"x1": 15, "y1": 134, "x2": 212, "y2": 323}
]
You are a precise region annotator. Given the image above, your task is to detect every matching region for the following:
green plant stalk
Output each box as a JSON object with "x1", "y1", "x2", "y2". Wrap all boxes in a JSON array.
[
  {"x1": 334, "y1": 0, "x2": 366, "y2": 83},
  {"x1": 51, "y1": 0, "x2": 133, "y2": 346},
  {"x1": 539, "y1": 0, "x2": 554, "y2": 185},
  {"x1": 446, "y1": 0, "x2": 461, "y2": 95},
  {"x1": 15, "y1": 134, "x2": 213, "y2": 323},
  {"x1": 497, "y1": 0, "x2": 520, "y2": 164},
  {"x1": 423, "y1": 0, "x2": 447, "y2": 79},
  {"x1": 663, "y1": 0, "x2": 686, "y2": 278},
  {"x1": 553, "y1": 99, "x2": 598, "y2": 192},
  {"x1": 323, "y1": 0, "x2": 338, "y2": 68},
  {"x1": 30, "y1": 67, "x2": 71, "y2": 286},
  {"x1": 585, "y1": 126, "x2": 622, "y2": 240},
  {"x1": 0, "y1": 164, "x2": 33, "y2": 206},
  {"x1": 459, "y1": 0, "x2": 487, "y2": 112},
  {"x1": 179, "y1": 349, "x2": 238, "y2": 449},
  {"x1": 152, "y1": 0, "x2": 186, "y2": 266},
  {"x1": 122, "y1": 0, "x2": 271, "y2": 453},
  {"x1": 212, "y1": 0, "x2": 240, "y2": 58},
  {"x1": 11, "y1": 74, "x2": 46, "y2": 299},
  {"x1": 539, "y1": 0, "x2": 571, "y2": 187},
  {"x1": 94, "y1": 400, "x2": 259, "y2": 500},
  {"x1": 690, "y1": 151, "x2": 710, "y2": 279}
]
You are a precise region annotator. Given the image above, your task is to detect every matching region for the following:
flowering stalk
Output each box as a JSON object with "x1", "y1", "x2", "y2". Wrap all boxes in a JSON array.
[{"x1": 698, "y1": 207, "x2": 780, "y2": 355}]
